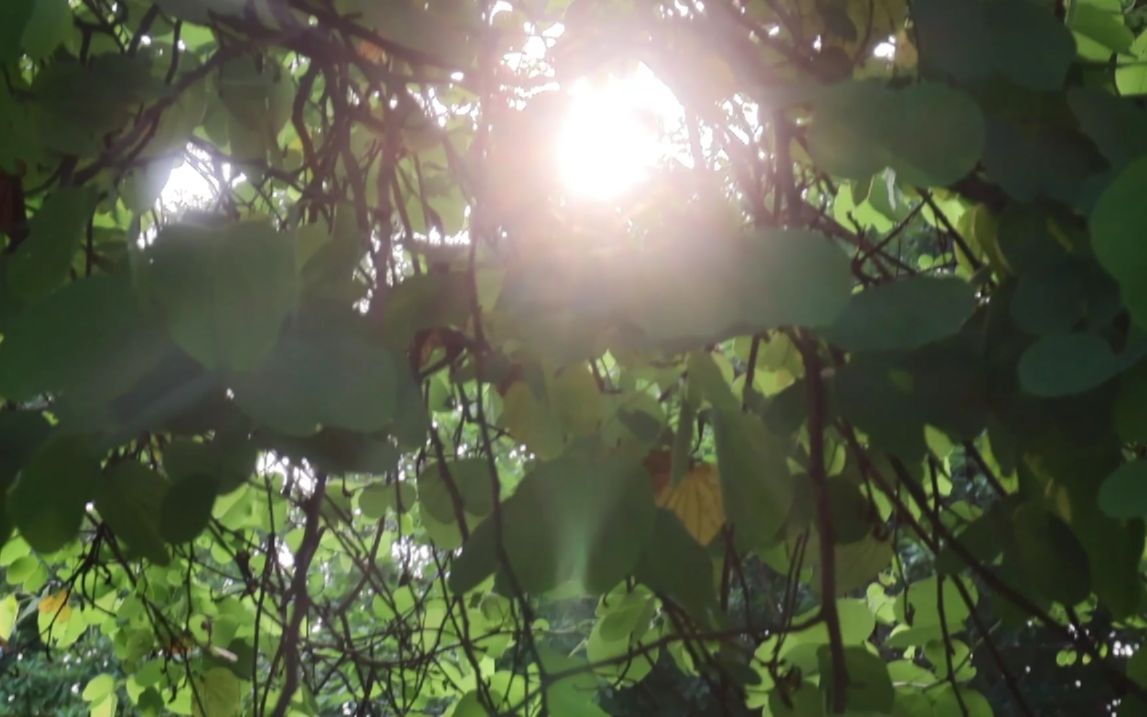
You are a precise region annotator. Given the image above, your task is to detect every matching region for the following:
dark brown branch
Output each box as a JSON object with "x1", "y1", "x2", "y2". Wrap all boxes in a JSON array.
[{"x1": 796, "y1": 336, "x2": 847, "y2": 713}]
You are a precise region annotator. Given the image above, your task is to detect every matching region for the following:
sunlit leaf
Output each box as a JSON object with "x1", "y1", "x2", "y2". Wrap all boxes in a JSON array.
[{"x1": 654, "y1": 463, "x2": 724, "y2": 546}]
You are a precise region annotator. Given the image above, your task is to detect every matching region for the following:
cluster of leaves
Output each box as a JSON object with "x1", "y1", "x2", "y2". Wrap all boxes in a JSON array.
[{"x1": 4, "y1": 0, "x2": 1147, "y2": 715}]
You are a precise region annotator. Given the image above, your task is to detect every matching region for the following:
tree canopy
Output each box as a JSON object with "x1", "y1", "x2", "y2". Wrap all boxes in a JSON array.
[{"x1": 3, "y1": 0, "x2": 1147, "y2": 715}]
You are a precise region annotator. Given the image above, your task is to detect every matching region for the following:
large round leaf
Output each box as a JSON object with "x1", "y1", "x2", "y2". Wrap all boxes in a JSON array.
[
  {"x1": 1090, "y1": 156, "x2": 1147, "y2": 328},
  {"x1": 1017, "y1": 332, "x2": 1119, "y2": 397},
  {"x1": 231, "y1": 307, "x2": 402, "y2": 436},
  {"x1": 891, "y1": 83, "x2": 985, "y2": 187},
  {"x1": 94, "y1": 462, "x2": 170, "y2": 564},
  {"x1": 138, "y1": 220, "x2": 299, "y2": 372},
  {"x1": 1099, "y1": 461, "x2": 1147, "y2": 519},
  {"x1": 828, "y1": 276, "x2": 976, "y2": 352},
  {"x1": 5, "y1": 187, "x2": 97, "y2": 301},
  {"x1": 7, "y1": 435, "x2": 100, "y2": 554}
]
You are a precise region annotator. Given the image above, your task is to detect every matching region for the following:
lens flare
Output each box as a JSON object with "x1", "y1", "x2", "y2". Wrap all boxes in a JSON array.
[{"x1": 556, "y1": 66, "x2": 681, "y2": 200}]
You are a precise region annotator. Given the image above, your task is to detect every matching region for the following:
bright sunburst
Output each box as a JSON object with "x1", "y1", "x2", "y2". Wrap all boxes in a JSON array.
[{"x1": 556, "y1": 65, "x2": 683, "y2": 200}]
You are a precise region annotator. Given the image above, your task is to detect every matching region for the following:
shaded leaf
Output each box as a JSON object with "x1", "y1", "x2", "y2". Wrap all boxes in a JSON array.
[
  {"x1": 828, "y1": 276, "x2": 976, "y2": 352},
  {"x1": 418, "y1": 458, "x2": 494, "y2": 524},
  {"x1": 160, "y1": 475, "x2": 220, "y2": 544},
  {"x1": 95, "y1": 462, "x2": 170, "y2": 564},
  {"x1": 1017, "y1": 332, "x2": 1119, "y2": 397},
  {"x1": 634, "y1": 508, "x2": 715, "y2": 618},
  {"x1": 0, "y1": 0, "x2": 33, "y2": 64},
  {"x1": 139, "y1": 220, "x2": 299, "y2": 372},
  {"x1": 232, "y1": 307, "x2": 401, "y2": 435},
  {"x1": 712, "y1": 409, "x2": 792, "y2": 550},
  {"x1": 451, "y1": 448, "x2": 655, "y2": 594},
  {"x1": 1099, "y1": 461, "x2": 1147, "y2": 519},
  {"x1": 8, "y1": 435, "x2": 100, "y2": 554},
  {"x1": 1090, "y1": 156, "x2": 1147, "y2": 328}
]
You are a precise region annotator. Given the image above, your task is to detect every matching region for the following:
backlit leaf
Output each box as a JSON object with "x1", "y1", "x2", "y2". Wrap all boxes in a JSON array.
[
  {"x1": 654, "y1": 463, "x2": 724, "y2": 546},
  {"x1": 712, "y1": 409, "x2": 792, "y2": 550},
  {"x1": 139, "y1": 220, "x2": 299, "y2": 372},
  {"x1": 95, "y1": 462, "x2": 170, "y2": 564},
  {"x1": 8, "y1": 435, "x2": 99, "y2": 554},
  {"x1": 828, "y1": 276, "x2": 976, "y2": 352},
  {"x1": 5, "y1": 187, "x2": 96, "y2": 300}
]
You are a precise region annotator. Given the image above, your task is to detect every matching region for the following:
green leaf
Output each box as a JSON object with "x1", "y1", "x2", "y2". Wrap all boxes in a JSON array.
[
  {"x1": 1099, "y1": 461, "x2": 1147, "y2": 519},
  {"x1": 160, "y1": 475, "x2": 220, "y2": 544},
  {"x1": 828, "y1": 276, "x2": 976, "y2": 352},
  {"x1": 418, "y1": 458, "x2": 493, "y2": 524},
  {"x1": 353, "y1": 0, "x2": 475, "y2": 67},
  {"x1": 95, "y1": 462, "x2": 170, "y2": 565},
  {"x1": 163, "y1": 435, "x2": 255, "y2": 494},
  {"x1": 266, "y1": 430, "x2": 399, "y2": 477},
  {"x1": 1010, "y1": 261, "x2": 1090, "y2": 335},
  {"x1": 1011, "y1": 502, "x2": 1091, "y2": 605},
  {"x1": 138, "y1": 220, "x2": 299, "y2": 372},
  {"x1": 154, "y1": 0, "x2": 241, "y2": 23},
  {"x1": 231, "y1": 307, "x2": 402, "y2": 435},
  {"x1": 5, "y1": 187, "x2": 96, "y2": 301},
  {"x1": 891, "y1": 82, "x2": 986, "y2": 186},
  {"x1": 1075, "y1": 507, "x2": 1144, "y2": 618},
  {"x1": 451, "y1": 448, "x2": 655, "y2": 594},
  {"x1": 7, "y1": 435, "x2": 100, "y2": 554},
  {"x1": 0, "y1": 411, "x2": 50, "y2": 491},
  {"x1": 1017, "y1": 332, "x2": 1119, "y2": 397},
  {"x1": 893, "y1": 575, "x2": 973, "y2": 629},
  {"x1": 359, "y1": 481, "x2": 415, "y2": 521},
  {"x1": 32, "y1": 54, "x2": 158, "y2": 156},
  {"x1": 0, "y1": 274, "x2": 159, "y2": 402},
  {"x1": 982, "y1": 117, "x2": 1096, "y2": 203},
  {"x1": 380, "y1": 271, "x2": 471, "y2": 350},
  {"x1": 818, "y1": 646, "x2": 894, "y2": 713},
  {"x1": 1069, "y1": 0, "x2": 1134, "y2": 55},
  {"x1": 81, "y1": 674, "x2": 115, "y2": 703},
  {"x1": 0, "y1": 594, "x2": 16, "y2": 642},
  {"x1": 911, "y1": 0, "x2": 992, "y2": 82},
  {"x1": 634, "y1": 509, "x2": 715, "y2": 618},
  {"x1": 20, "y1": 0, "x2": 71, "y2": 60},
  {"x1": 1090, "y1": 156, "x2": 1147, "y2": 328},
  {"x1": 712, "y1": 409, "x2": 792, "y2": 550},
  {"x1": 807, "y1": 81, "x2": 894, "y2": 180},
  {"x1": 1068, "y1": 88, "x2": 1147, "y2": 170},
  {"x1": 0, "y1": 411, "x2": 50, "y2": 546},
  {"x1": 741, "y1": 229, "x2": 853, "y2": 330},
  {"x1": 1117, "y1": 31, "x2": 1147, "y2": 95},
  {"x1": 915, "y1": 0, "x2": 1072, "y2": 91},
  {"x1": 986, "y1": 0, "x2": 1075, "y2": 91},
  {"x1": 1115, "y1": 361, "x2": 1147, "y2": 442},
  {"x1": 0, "y1": 0, "x2": 33, "y2": 64},
  {"x1": 808, "y1": 82, "x2": 984, "y2": 186},
  {"x1": 782, "y1": 599, "x2": 875, "y2": 650},
  {"x1": 192, "y1": 667, "x2": 241, "y2": 717},
  {"x1": 821, "y1": 535, "x2": 894, "y2": 596}
]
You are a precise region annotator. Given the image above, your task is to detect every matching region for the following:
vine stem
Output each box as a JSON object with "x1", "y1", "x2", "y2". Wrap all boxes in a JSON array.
[{"x1": 797, "y1": 335, "x2": 848, "y2": 712}]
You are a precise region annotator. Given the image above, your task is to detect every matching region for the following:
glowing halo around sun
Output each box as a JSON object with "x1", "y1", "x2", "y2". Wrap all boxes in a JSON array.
[{"x1": 555, "y1": 65, "x2": 684, "y2": 200}]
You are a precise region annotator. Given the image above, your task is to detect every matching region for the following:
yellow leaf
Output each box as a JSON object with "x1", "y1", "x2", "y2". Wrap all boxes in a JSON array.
[
  {"x1": 656, "y1": 464, "x2": 725, "y2": 546},
  {"x1": 38, "y1": 589, "x2": 71, "y2": 622}
]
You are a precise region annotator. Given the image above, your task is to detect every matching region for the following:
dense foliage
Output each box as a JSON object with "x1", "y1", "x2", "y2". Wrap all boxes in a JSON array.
[{"x1": 4, "y1": 0, "x2": 1147, "y2": 715}]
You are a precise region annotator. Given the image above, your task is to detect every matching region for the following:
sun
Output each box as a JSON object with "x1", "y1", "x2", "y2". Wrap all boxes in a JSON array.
[{"x1": 555, "y1": 65, "x2": 682, "y2": 200}]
